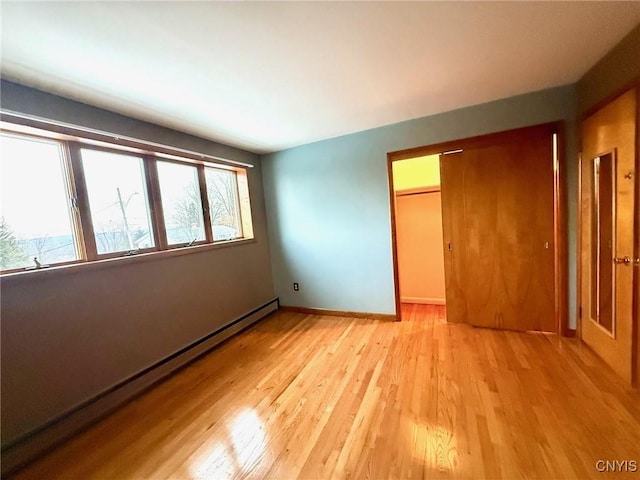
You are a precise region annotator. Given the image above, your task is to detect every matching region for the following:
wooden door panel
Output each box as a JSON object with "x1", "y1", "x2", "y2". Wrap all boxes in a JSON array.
[
  {"x1": 440, "y1": 154, "x2": 467, "y2": 323},
  {"x1": 580, "y1": 88, "x2": 637, "y2": 383},
  {"x1": 440, "y1": 125, "x2": 557, "y2": 332},
  {"x1": 499, "y1": 131, "x2": 556, "y2": 332},
  {"x1": 461, "y1": 145, "x2": 502, "y2": 328}
]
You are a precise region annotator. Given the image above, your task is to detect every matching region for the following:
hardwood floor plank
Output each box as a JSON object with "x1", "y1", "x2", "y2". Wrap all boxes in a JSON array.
[{"x1": 9, "y1": 306, "x2": 640, "y2": 480}]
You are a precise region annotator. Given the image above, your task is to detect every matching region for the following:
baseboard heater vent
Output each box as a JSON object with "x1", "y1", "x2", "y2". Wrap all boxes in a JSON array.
[{"x1": 1, "y1": 297, "x2": 279, "y2": 476}]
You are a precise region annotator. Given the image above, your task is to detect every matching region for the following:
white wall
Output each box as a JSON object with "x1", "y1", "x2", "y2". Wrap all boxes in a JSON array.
[{"x1": 262, "y1": 85, "x2": 577, "y2": 319}]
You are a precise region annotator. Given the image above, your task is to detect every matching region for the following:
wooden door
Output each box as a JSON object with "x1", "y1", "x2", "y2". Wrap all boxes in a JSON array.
[
  {"x1": 440, "y1": 125, "x2": 557, "y2": 332},
  {"x1": 580, "y1": 88, "x2": 637, "y2": 383}
]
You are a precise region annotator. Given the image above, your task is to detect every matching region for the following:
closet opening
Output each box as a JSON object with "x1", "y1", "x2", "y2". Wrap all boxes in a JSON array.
[
  {"x1": 390, "y1": 155, "x2": 446, "y2": 313},
  {"x1": 387, "y1": 123, "x2": 566, "y2": 331}
]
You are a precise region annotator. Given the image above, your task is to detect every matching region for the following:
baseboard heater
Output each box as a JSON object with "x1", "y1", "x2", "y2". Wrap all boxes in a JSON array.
[{"x1": 1, "y1": 297, "x2": 279, "y2": 476}]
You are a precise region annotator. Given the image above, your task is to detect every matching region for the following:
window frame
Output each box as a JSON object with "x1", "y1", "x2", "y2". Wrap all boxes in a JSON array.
[
  {"x1": 155, "y1": 157, "x2": 211, "y2": 249},
  {"x1": 71, "y1": 142, "x2": 164, "y2": 260},
  {"x1": 0, "y1": 131, "x2": 85, "y2": 270},
  {"x1": 204, "y1": 164, "x2": 245, "y2": 242},
  {"x1": 0, "y1": 120, "x2": 255, "y2": 275}
]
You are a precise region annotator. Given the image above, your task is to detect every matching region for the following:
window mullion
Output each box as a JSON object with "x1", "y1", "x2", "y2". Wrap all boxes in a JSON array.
[
  {"x1": 145, "y1": 156, "x2": 168, "y2": 250},
  {"x1": 68, "y1": 142, "x2": 98, "y2": 260},
  {"x1": 60, "y1": 142, "x2": 88, "y2": 261},
  {"x1": 198, "y1": 165, "x2": 214, "y2": 243}
]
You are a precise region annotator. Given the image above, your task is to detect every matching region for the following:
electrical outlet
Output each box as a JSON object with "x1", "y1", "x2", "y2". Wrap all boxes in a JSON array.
[{"x1": 293, "y1": 282, "x2": 299, "y2": 291}]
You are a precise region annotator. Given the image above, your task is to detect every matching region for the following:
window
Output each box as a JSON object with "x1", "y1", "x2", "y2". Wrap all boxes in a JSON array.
[
  {"x1": 1, "y1": 133, "x2": 80, "y2": 270},
  {"x1": 81, "y1": 148, "x2": 155, "y2": 255},
  {"x1": 157, "y1": 161, "x2": 207, "y2": 246},
  {"x1": 205, "y1": 167, "x2": 242, "y2": 241},
  {"x1": 0, "y1": 119, "x2": 255, "y2": 274}
]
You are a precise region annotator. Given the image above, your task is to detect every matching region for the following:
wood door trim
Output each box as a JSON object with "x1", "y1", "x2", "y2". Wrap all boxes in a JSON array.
[
  {"x1": 577, "y1": 152, "x2": 583, "y2": 339},
  {"x1": 387, "y1": 122, "x2": 567, "y2": 333},
  {"x1": 556, "y1": 122, "x2": 569, "y2": 336},
  {"x1": 387, "y1": 157, "x2": 402, "y2": 321},
  {"x1": 633, "y1": 86, "x2": 640, "y2": 386},
  {"x1": 388, "y1": 122, "x2": 560, "y2": 162}
]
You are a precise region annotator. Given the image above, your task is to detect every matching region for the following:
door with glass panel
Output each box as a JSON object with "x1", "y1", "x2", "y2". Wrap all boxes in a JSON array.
[{"x1": 580, "y1": 87, "x2": 638, "y2": 383}]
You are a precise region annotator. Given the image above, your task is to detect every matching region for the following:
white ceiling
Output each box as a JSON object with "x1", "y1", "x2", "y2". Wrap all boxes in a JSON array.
[{"x1": 2, "y1": 2, "x2": 640, "y2": 154}]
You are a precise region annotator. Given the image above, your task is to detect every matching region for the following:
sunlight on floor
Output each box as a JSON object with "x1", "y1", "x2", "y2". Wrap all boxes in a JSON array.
[
  {"x1": 408, "y1": 421, "x2": 458, "y2": 472},
  {"x1": 188, "y1": 408, "x2": 267, "y2": 479},
  {"x1": 229, "y1": 409, "x2": 267, "y2": 468},
  {"x1": 189, "y1": 442, "x2": 234, "y2": 480}
]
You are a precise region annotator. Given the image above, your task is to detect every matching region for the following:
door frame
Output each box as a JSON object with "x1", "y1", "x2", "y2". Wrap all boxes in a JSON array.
[
  {"x1": 387, "y1": 122, "x2": 568, "y2": 335},
  {"x1": 635, "y1": 86, "x2": 640, "y2": 386}
]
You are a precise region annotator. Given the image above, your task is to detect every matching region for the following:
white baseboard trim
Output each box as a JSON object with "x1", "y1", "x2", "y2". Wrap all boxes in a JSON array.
[
  {"x1": 1, "y1": 297, "x2": 279, "y2": 476},
  {"x1": 401, "y1": 297, "x2": 446, "y2": 305}
]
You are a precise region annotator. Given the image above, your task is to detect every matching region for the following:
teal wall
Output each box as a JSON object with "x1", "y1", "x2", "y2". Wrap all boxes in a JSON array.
[{"x1": 262, "y1": 85, "x2": 578, "y2": 323}]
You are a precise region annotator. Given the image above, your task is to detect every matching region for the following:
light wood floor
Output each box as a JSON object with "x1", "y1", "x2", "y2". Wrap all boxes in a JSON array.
[{"x1": 10, "y1": 305, "x2": 640, "y2": 479}]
